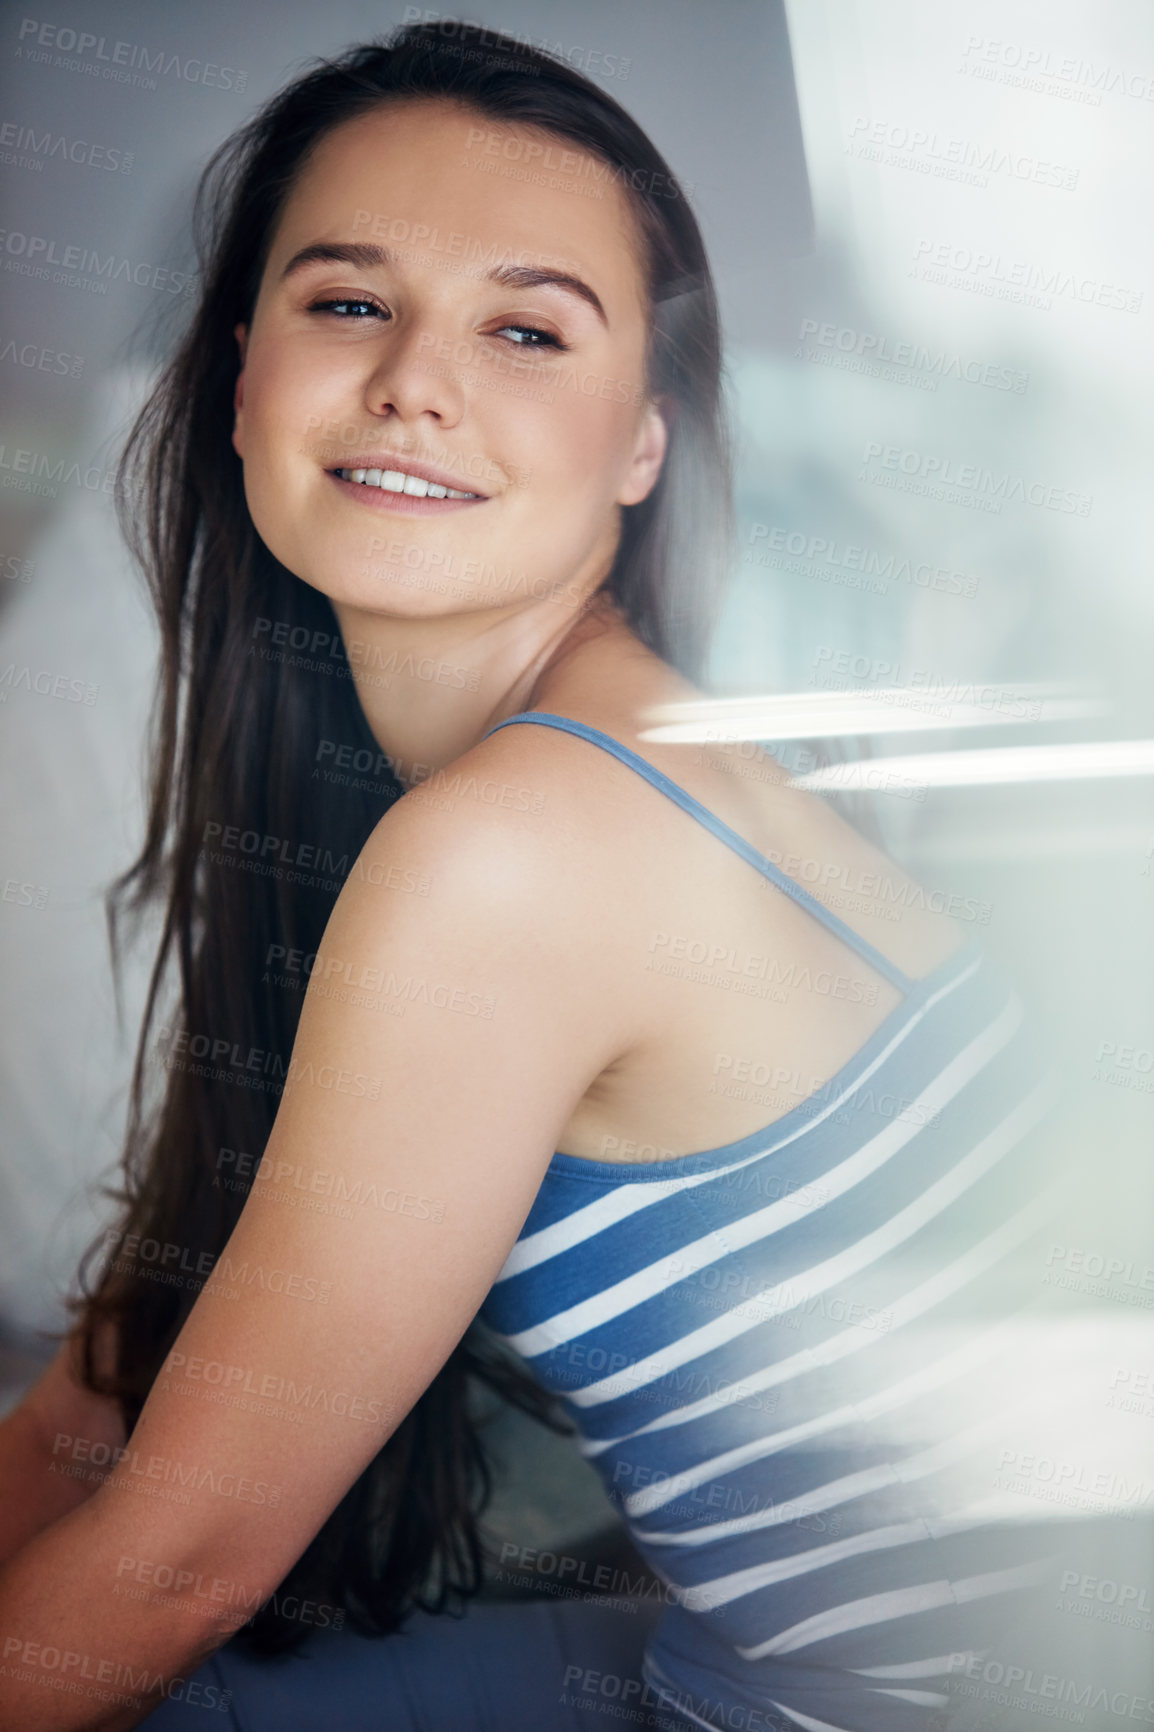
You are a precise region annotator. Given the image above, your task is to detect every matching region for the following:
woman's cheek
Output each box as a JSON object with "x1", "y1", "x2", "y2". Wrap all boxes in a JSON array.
[
  {"x1": 250, "y1": 336, "x2": 326, "y2": 438},
  {"x1": 531, "y1": 391, "x2": 616, "y2": 476}
]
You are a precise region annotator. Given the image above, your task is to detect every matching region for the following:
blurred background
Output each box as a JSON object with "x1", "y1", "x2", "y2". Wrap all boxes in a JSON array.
[{"x1": 1, "y1": 0, "x2": 1151, "y2": 1720}]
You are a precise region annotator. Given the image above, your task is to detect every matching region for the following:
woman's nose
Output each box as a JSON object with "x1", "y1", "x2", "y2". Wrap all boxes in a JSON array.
[{"x1": 362, "y1": 321, "x2": 466, "y2": 426}]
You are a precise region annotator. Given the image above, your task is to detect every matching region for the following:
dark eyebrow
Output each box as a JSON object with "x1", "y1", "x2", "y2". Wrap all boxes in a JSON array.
[
  {"x1": 281, "y1": 242, "x2": 393, "y2": 279},
  {"x1": 280, "y1": 242, "x2": 607, "y2": 325},
  {"x1": 486, "y1": 263, "x2": 606, "y2": 325}
]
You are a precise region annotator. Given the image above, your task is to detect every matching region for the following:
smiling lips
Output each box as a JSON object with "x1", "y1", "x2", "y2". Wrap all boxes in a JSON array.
[{"x1": 328, "y1": 454, "x2": 489, "y2": 514}]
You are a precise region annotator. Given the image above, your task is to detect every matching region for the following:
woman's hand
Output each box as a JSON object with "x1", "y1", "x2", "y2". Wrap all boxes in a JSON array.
[{"x1": 0, "y1": 774, "x2": 633, "y2": 1729}]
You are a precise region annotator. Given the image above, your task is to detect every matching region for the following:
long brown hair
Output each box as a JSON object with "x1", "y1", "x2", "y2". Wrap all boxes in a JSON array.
[{"x1": 72, "y1": 20, "x2": 732, "y2": 1653}]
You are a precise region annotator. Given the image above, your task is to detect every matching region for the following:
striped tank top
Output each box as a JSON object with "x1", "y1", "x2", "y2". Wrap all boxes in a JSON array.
[{"x1": 477, "y1": 711, "x2": 1058, "y2": 1732}]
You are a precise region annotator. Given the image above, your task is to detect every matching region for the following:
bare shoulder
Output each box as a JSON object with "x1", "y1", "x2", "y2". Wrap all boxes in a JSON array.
[
  {"x1": 330, "y1": 722, "x2": 651, "y2": 1058},
  {"x1": 358, "y1": 716, "x2": 640, "y2": 911},
  {"x1": 449, "y1": 667, "x2": 967, "y2": 984}
]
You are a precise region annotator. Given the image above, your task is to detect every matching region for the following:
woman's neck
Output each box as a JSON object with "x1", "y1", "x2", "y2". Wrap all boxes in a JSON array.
[{"x1": 329, "y1": 586, "x2": 634, "y2": 786}]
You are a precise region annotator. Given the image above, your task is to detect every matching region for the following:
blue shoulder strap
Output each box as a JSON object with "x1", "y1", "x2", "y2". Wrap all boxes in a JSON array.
[{"x1": 482, "y1": 711, "x2": 916, "y2": 995}]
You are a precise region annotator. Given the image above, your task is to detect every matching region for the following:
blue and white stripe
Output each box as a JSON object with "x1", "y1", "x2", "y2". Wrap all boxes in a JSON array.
[{"x1": 478, "y1": 711, "x2": 1057, "y2": 1732}]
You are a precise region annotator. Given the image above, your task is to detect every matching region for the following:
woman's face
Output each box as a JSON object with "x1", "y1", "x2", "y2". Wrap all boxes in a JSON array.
[{"x1": 232, "y1": 97, "x2": 668, "y2": 620}]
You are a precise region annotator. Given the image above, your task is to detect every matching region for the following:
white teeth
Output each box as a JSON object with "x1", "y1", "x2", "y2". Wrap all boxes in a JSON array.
[{"x1": 336, "y1": 467, "x2": 480, "y2": 499}]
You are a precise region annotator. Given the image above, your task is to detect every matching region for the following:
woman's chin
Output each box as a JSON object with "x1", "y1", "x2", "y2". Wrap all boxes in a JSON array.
[{"x1": 292, "y1": 564, "x2": 477, "y2": 620}]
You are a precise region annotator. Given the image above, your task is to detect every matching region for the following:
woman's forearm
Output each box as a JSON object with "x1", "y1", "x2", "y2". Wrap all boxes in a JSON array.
[
  {"x1": 0, "y1": 1491, "x2": 240, "y2": 1731},
  {"x1": 0, "y1": 1333, "x2": 128, "y2": 1568},
  {"x1": 0, "y1": 1407, "x2": 109, "y2": 1569},
  {"x1": 0, "y1": 1406, "x2": 62, "y2": 1565}
]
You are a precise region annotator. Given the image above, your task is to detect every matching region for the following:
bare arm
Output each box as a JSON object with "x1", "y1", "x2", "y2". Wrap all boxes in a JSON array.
[
  {"x1": 0, "y1": 780, "x2": 634, "y2": 1730},
  {"x1": 0, "y1": 1327, "x2": 126, "y2": 1567}
]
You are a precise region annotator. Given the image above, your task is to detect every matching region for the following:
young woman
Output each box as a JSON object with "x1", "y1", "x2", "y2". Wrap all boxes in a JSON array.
[{"x1": 0, "y1": 22, "x2": 1056, "y2": 1732}]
